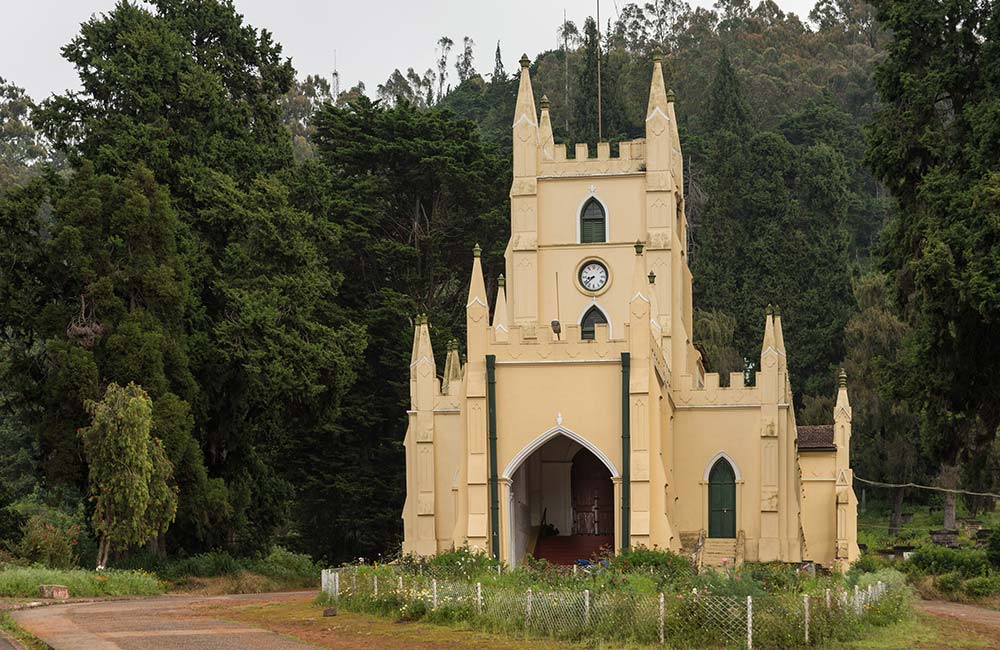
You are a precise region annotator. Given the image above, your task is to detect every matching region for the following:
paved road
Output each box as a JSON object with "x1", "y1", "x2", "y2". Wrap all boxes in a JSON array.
[
  {"x1": 917, "y1": 598, "x2": 1000, "y2": 637},
  {"x1": 12, "y1": 592, "x2": 319, "y2": 650}
]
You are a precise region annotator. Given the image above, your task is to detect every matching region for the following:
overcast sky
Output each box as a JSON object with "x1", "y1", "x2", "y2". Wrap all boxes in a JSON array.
[{"x1": 4, "y1": 0, "x2": 817, "y2": 101}]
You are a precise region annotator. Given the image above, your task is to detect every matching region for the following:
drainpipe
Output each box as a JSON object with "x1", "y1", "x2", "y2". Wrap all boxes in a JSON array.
[
  {"x1": 487, "y1": 354, "x2": 500, "y2": 560},
  {"x1": 621, "y1": 352, "x2": 631, "y2": 550}
]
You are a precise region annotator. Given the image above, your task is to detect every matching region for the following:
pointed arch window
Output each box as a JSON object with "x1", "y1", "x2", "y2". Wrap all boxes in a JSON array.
[
  {"x1": 580, "y1": 197, "x2": 607, "y2": 243},
  {"x1": 580, "y1": 305, "x2": 608, "y2": 340}
]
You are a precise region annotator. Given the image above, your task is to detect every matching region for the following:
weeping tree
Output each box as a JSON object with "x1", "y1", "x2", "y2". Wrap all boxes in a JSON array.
[{"x1": 81, "y1": 382, "x2": 177, "y2": 568}]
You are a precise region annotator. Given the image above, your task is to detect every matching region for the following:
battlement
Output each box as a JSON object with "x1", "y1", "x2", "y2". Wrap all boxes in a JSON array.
[
  {"x1": 539, "y1": 139, "x2": 646, "y2": 177},
  {"x1": 673, "y1": 372, "x2": 761, "y2": 407}
]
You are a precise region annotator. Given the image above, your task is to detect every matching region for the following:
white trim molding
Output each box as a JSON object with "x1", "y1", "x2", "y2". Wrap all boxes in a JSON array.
[
  {"x1": 501, "y1": 424, "x2": 620, "y2": 480},
  {"x1": 703, "y1": 451, "x2": 742, "y2": 482},
  {"x1": 578, "y1": 301, "x2": 613, "y2": 338}
]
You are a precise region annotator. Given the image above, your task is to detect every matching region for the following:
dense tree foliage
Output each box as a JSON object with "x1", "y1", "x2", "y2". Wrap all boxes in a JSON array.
[{"x1": 868, "y1": 0, "x2": 1000, "y2": 504}]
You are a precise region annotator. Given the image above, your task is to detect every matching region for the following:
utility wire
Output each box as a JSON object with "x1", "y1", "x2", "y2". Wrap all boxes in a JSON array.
[{"x1": 854, "y1": 475, "x2": 1000, "y2": 500}]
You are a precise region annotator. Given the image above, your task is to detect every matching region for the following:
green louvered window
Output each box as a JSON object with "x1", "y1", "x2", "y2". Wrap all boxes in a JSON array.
[
  {"x1": 580, "y1": 198, "x2": 607, "y2": 243},
  {"x1": 581, "y1": 306, "x2": 608, "y2": 340}
]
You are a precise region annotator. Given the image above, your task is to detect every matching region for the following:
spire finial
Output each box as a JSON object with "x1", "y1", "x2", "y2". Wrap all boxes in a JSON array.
[
  {"x1": 519, "y1": 53, "x2": 530, "y2": 69},
  {"x1": 447, "y1": 338, "x2": 458, "y2": 351},
  {"x1": 666, "y1": 88, "x2": 676, "y2": 103},
  {"x1": 766, "y1": 304, "x2": 774, "y2": 316},
  {"x1": 653, "y1": 52, "x2": 663, "y2": 63},
  {"x1": 473, "y1": 243, "x2": 482, "y2": 258},
  {"x1": 497, "y1": 273, "x2": 505, "y2": 288},
  {"x1": 540, "y1": 94, "x2": 550, "y2": 109},
  {"x1": 838, "y1": 368, "x2": 847, "y2": 389},
  {"x1": 634, "y1": 239, "x2": 645, "y2": 255},
  {"x1": 648, "y1": 270, "x2": 656, "y2": 284},
  {"x1": 773, "y1": 305, "x2": 781, "y2": 317}
]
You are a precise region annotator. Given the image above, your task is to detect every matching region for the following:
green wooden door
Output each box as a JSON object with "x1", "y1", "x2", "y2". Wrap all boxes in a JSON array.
[{"x1": 708, "y1": 459, "x2": 736, "y2": 538}]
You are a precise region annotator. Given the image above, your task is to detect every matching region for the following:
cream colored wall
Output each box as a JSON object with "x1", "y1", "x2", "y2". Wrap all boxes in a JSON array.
[
  {"x1": 493, "y1": 362, "x2": 622, "y2": 481},
  {"x1": 531, "y1": 175, "x2": 647, "y2": 336},
  {"x1": 671, "y1": 406, "x2": 762, "y2": 547},
  {"x1": 536, "y1": 244, "x2": 637, "y2": 339},
  {"x1": 799, "y1": 453, "x2": 837, "y2": 564},
  {"x1": 432, "y1": 410, "x2": 463, "y2": 552},
  {"x1": 535, "y1": 176, "x2": 646, "y2": 245}
]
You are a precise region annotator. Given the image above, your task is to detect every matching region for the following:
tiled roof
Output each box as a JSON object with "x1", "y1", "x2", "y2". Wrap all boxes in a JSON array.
[{"x1": 797, "y1": 424, "x2": 835, "y2": 451}]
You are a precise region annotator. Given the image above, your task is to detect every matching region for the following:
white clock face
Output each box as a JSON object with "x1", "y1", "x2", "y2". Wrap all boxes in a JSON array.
[{"x1": 579, "y1": 261, "x2": 608, "y2": 292}]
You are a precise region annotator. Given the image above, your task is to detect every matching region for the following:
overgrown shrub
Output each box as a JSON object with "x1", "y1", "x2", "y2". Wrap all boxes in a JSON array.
[
  {"x1": 607, "y1": 545, "x2": 691, "y2": 578},
  {"x1": 906, "y1": 545, "x2": 991, "y2": 577},
  {"x1": 15, "y1": 515, "x2": 80, "y2": 569},
  {"x1": 250, "y1": 547, "x2": 318, "y2": 584},
  {"x1": 933, "y1": 571, "x2": 962, "y2": 593},
  {"x1": 425, "y1": 546, "x2": 502, "y2": 579},
  {"x1": 856, "y1": 568, "x2": 909, "y2": 591},
  {"x1": 166, "y1": 551, "x2": 243, "y2": 578},
  {"x1": 988, "y1": 528, "x2": 1000, "y2": 569},
  {"x1": 962, "y1": 576, "x2": 1000, "y2": 598}
]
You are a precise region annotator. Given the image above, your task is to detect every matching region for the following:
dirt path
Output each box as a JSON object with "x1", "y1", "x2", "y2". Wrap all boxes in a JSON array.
[
  {"x1": 12, "y1": 591, "x2": 318, "y2": 650},
  {"x1": 917, "y1": 599, "x2": 1000, "y2": 639}
]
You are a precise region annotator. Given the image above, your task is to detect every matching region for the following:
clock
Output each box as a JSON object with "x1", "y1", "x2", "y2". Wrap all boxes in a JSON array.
[{"x1": 579, "y1": 260, "x2": 609, "y2": 292}]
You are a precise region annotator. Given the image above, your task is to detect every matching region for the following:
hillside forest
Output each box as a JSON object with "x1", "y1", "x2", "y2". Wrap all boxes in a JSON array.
[{"x1": 1, "y1": 0, "x2": 999, "y2": 566}]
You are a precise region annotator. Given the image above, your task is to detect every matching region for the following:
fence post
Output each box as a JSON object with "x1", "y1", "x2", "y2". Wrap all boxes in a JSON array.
[
  {"x1": 398, "y1": 575, "x2": 403, "y2": 594},
  {"x1": 374, "y1": 575, "x2": 378, "y2": 598},
  {"x1": 803, "y1": 594, "x2": 810, "y2": 644},
  {"x1": 854, "y1": 585, "x2": 860, "y2": 615},
  {"x1": 825, "y1": 588, "x2": 831, "y2": 610},
  {"x1": 573, "y1": 564, "x2": 577, "y2": 576},
  {"x1": 477, "y1": 582, "x2": 483, "y2": 615},
  {"x1": 584, "y1": 589, "x2": 590, "y2": 625},
  {"x1": 334, "y1": 570, "x2": 340, "y2": 599},
  {"x1": 352, "y1": 572, "x2": 356, "y2": 594},
  {"x1": 526, "y1": 588, "x2": 533, "y2": 624},
  {"x1": 432, "y1": 578, "x2": 438, "y2": 609},
  {"x1": 746, "y1": 595, "x2": 753, "y2": 650},
  {"x1": 322, "y1": 569, "x2": 328, "y2": 594},
  {"x1": 658, "y1": 592, "x2": 665, "y2": 645}
]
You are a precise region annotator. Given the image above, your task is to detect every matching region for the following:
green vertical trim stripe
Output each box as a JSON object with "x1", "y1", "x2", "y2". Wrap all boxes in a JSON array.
[
  {"x1": 621, "y1": 352, "x2": 631, "y2": 550},
  {"x1": 486, "y1": 354, "x2": 500, "y2": 560}
]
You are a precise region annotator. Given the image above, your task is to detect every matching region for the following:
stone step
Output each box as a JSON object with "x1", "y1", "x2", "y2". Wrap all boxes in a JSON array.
[{"x1": 701, "y1": 538, "x2": 737, "y2": 568}]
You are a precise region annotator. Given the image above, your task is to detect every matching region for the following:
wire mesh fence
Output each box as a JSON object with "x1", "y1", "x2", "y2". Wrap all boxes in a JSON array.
[{"x1": 321, "y1": 565, "x2": 896, "y2": 649}]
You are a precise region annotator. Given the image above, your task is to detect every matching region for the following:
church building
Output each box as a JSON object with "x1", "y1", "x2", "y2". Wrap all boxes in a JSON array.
[{"x1": 401, "y1": 55, "x2": 860, "y2": 569}]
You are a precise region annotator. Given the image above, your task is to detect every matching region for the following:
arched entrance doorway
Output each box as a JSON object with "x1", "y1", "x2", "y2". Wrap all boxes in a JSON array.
[
  {"x1": 708, "y1": 458, "x2": 736, "y2": 538},
  {"x1": 504, "y1": 429, "x2": 616, "y2": 567}
]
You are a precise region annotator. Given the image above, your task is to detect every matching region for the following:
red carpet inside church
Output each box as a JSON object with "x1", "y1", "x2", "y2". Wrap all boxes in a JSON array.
[{"x1": 533, "y1": 535, "x2": 614, "y2": 565}]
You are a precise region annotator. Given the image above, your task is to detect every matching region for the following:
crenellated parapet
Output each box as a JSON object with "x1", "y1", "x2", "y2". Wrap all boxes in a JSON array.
[
  {"x1": 539, "y1": 140, "x2": 648, "y2": 177},
  {"x1": 673, "y1": 373, "x2": 760, "y2": 406}
]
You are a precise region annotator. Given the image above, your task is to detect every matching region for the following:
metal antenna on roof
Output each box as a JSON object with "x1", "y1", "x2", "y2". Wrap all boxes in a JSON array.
[{"x1": 332, "y1": 49, "x2": 340, "y2": 100}]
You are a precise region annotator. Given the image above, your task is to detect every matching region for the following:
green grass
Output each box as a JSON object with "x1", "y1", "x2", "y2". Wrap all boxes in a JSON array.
[
  {"x1": 825, "y1": 613, "x2": 996, "y2": 650},
  {"x1": 0, "y1": 566, "x2": 164, "y2": 598},
  {"x1": 0, "y1": 612, "x2": 52, "y2": 650}
]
